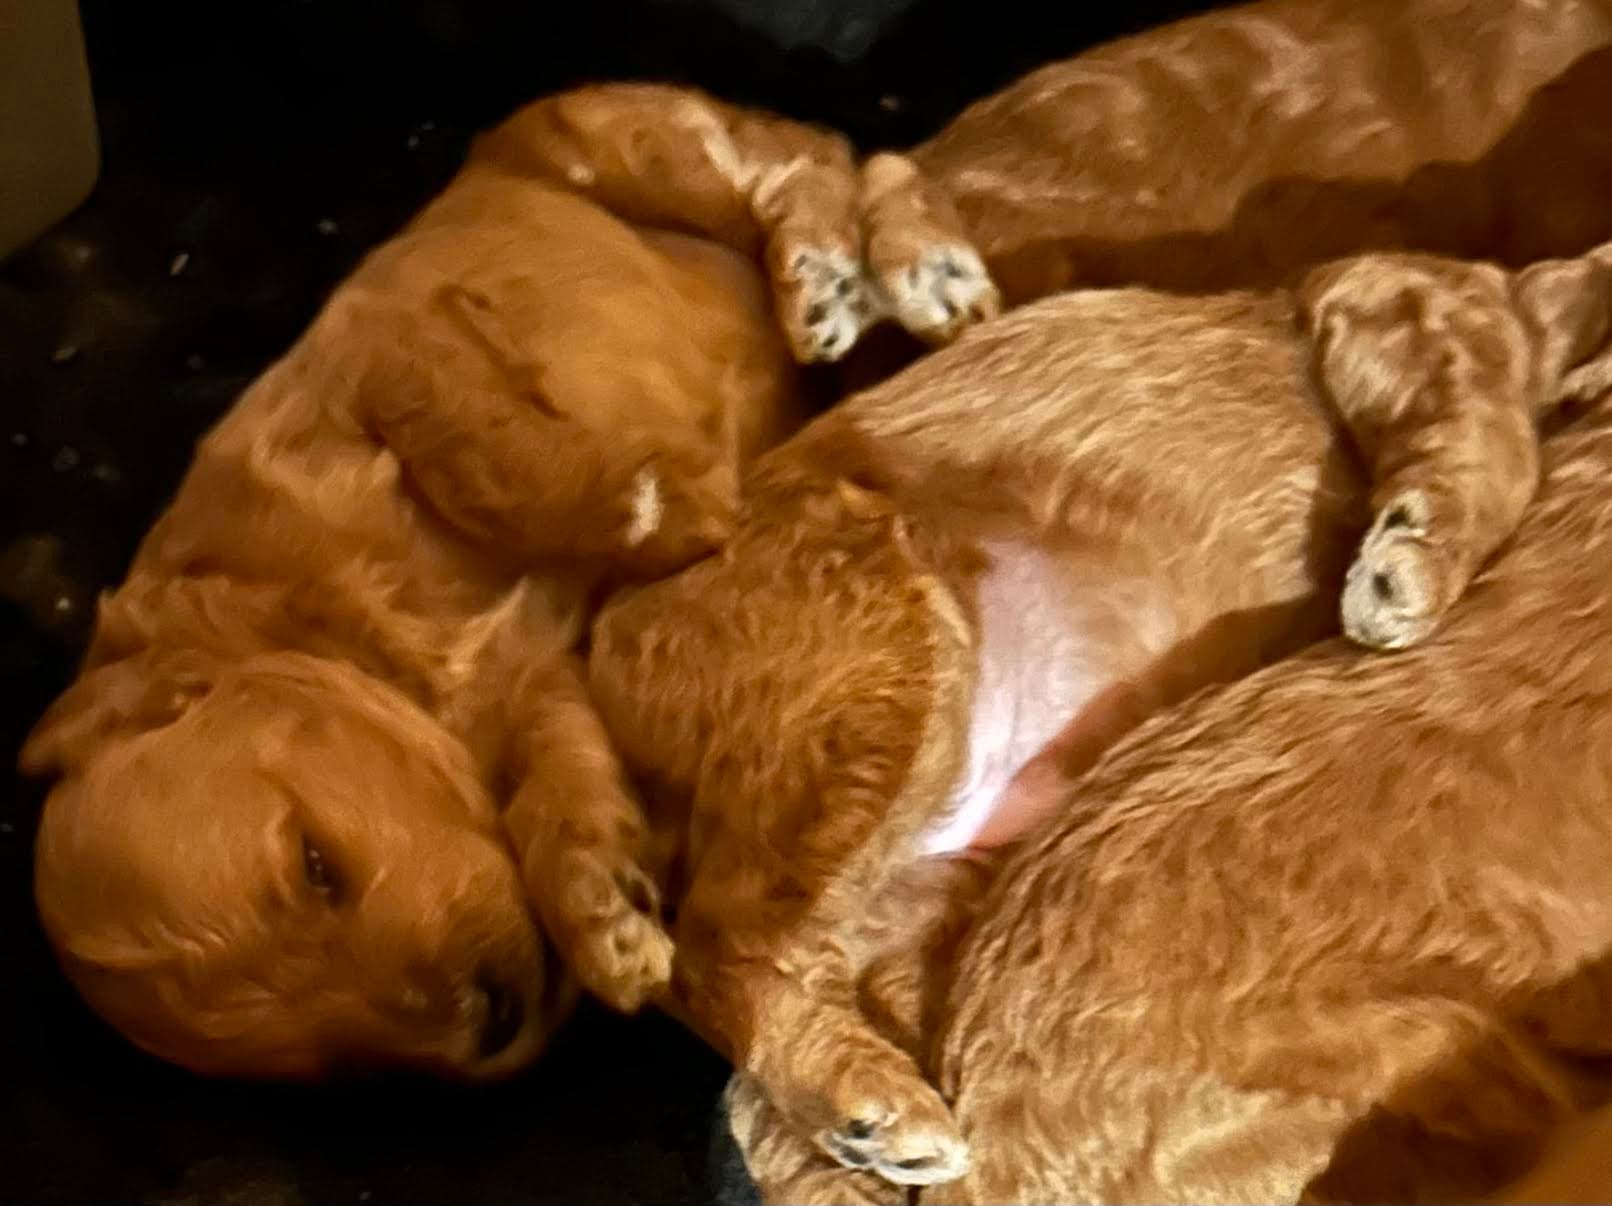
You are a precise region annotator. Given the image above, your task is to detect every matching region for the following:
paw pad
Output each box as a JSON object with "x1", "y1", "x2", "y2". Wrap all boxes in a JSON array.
[
  {"x1": 562, "y1": 855, "x2": 675, "y2": 1014},
  {"x1": 880, "y1": 244, "x2": 999, "y2": 344},
  {"x1": 780, "y1": 246, "x2": 881, "y2": 364},
  {"x1": 1342, "y1": 493, "x2": 1451, "y2": 651}
]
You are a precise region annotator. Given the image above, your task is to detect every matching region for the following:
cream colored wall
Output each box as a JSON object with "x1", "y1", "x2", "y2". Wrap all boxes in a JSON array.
[{"x1": 0, "y1": 0, "x2": 98, "y2": 260}]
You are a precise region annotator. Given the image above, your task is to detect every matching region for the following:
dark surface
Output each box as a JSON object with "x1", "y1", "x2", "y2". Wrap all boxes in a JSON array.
[
  {"x1": 0, "y1": 2, "x2": 1219, "y2": 1203},
  {"x1": 705, "y1": 1096, "x2": 763, "y2": 1206}
]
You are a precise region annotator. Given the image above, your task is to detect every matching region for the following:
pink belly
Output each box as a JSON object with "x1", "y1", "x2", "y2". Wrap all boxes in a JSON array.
[{"x1": 917, "y1": 540, "x2": 1175, "y2": 856}]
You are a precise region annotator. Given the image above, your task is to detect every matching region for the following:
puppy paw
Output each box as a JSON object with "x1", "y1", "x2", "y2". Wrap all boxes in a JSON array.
[
  {"x1": 1559, "y1": 350, "x2": 1612, "y2": 407},
  {"x1": 1342, "y1": 491, "x2": 1459, "y2": 651},
  {"x1": 775, "y1": 246, "x2": 882, "y2": 364},
  {"x1": 874, "y1": 243, "x2": 999, "y2": 346},
  {"x1": 859, "y1": 152, "x2": 999, "y2": 346},
  {"x1": 563, "y1": 856, "x2": 674, "y2": 1014},
  {"x1": 814, "y1": 1063, "x2": 970, "y2": 1187}
]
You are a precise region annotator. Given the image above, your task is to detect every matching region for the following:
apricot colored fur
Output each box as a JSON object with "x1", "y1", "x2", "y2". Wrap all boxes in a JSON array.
[
  {"x1": 25, "y1": 0, "x2": 1612, "y2": 1097},
  {"x1": 592, "y1": 240, "x2": 1612, "y2": 1188},
  {"x1": 18, "y1": 85, "x2": 901, "y2": 1079}
]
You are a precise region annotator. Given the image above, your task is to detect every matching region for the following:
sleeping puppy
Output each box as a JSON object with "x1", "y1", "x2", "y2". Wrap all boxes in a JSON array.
[
  {"x1": 17, "y1": 85, "x2": 967, "y2": 1080},
  {"x1": 728, "y1": 280, "x2": 1612, "y2": 1206},
  {"x1": 24, "y1": 0, "x2": 1612, "y2": 1082},
  {"x1": 588, "y1": 240, "x2": 1612, "y2": 1187},
  {"x1": 890, "y1": 0, "x2": 1612, "y2": 304},
  {"x1": 518, "y1": 0, "x2": 1612, "y2": 370}
]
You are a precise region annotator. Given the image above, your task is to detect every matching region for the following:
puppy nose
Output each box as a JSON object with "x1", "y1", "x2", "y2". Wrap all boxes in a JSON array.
[{"x1": 476, "y1": 974, "x2": 525, "y2": 1059}]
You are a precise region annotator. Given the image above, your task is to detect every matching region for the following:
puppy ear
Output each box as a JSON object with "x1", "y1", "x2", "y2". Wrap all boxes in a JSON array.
[
  {"x1": 1513, "y1": 254, "x2": 1612, "y2": 398},
  {"x1": 55, "y1": 925, "x2": 177, "y2": 973},
  {"x1": 19, "y1": 652, "x2": 213, "y2": 778}
]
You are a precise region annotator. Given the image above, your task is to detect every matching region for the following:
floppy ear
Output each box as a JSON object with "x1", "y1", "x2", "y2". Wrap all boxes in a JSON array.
[
  {"x1": 1512, "y1": 254, "x2": 1612, "y2": 399},
  {"x1": 19, "y1": 651, "x2": 215, "y2": 778},
  {"x1": 53, "y1": 920, "x2": 180, "y2": 973}
]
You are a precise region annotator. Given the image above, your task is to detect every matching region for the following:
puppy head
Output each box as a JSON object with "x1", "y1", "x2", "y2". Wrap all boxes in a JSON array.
[
  {"x1": 432, "y1": 277, "x2": 770, "y2": 581},
  {"x1": 24, "y1": 651, "x2": 566, "y2": 1081}
]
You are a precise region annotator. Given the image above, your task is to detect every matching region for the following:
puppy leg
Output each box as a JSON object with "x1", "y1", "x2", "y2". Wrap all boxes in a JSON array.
[
  {"x1": 499, "y1": 657, "x2": 673, "y2": 1014},
  {"x1": 710, "y1": 862, "x2": 989, "y2": 1192},
  {"x1": 587, "y1": 500, "x2": 978, "y2": 1186},
  {"x1": 481, "y1": 84, "x2": 879, "y2": 363},
  {"x1": 1301, "y1": 255, "x2": 1547, "y2": 650},
  {"x1": 1308, "y1": 247, "x2": 1612, "y2": 650},
  {"x1": 674, "y1": 858, "x2": 970, "y2": 1189},
  {"x1": 860, "y1": 152, "x2": 1000, "y2": 345},
  {"x1": 725, "y1": 1073, "x2": 908, "y2": 1206}
]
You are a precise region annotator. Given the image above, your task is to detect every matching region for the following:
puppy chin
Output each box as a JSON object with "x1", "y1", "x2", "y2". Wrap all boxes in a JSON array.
[
  {"x1": 442, "y1": 1010, "x2": 553, "y2": 1084},
  {"x1": 438, "y1": 942, "x2": 583, "y2": 1085},
  {"x1": 66, "y1": 932, "x2": 575, "y2": 1085}
]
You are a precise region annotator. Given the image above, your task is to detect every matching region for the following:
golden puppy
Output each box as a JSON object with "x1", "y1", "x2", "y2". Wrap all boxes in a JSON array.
[
  {"x1": 25, "y1": 0, "x2": 1612, "y2": 1085},
  {"x1": 733, "y1": 328, "x2": 1612, "y2": 1206},
  {"x1": 520, "y1": 0, "x2": 1612, "y2": 370},
  {"x1": 18, "y1": 84, "x2": 970, "y2": 1080},
  {"x1": 590, "y1": 240, "x2": 1612, "y2": 1188},
  {"x1": 894, "y1": 0, "x2": 1612, "y2": 303}
]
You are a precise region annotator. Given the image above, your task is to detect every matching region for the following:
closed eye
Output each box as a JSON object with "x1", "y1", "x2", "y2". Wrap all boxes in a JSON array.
[{"x1": 301, "y1": 836, "x2": 344, "y2": 902}]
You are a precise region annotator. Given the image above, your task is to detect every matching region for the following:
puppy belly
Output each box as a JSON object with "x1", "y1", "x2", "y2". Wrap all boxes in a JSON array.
[
  {"x1": 917, "y1": 540, "x2": 1166, "y2": 855},
  {"x1": 969, "y1": 679, "x2": 1151, "y2": 849}
]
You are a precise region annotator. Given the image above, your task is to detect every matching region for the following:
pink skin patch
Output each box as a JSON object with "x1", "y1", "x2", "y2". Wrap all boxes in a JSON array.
[
  {"x1": 970, "y1": 679, "x2": 1155, "y2": 849},
  {"x1": 916, "y1": 541, "x2": 1173, "y2": 856},
  {"x1": 975, "y1": 754, "x2": 1066, "y2": 850}
]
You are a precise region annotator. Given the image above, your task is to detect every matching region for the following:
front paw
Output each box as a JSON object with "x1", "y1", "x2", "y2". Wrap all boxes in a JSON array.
[
  {"x1": 558, "y1": 854, "x2": 675, "y2": 1014},
  {"x1": 774, "y1": 245, "x2": 883, "y2": 364},
  {"x1": 859, "y1": 152, "x2": 999, "y2": 346},
  {"x1": 1342, "y1": 491, "x2": 1462, "y2": 651},
  {"x1": 725, "y1": 1073, "x2": 911, "y2": 1205},
  {"x1": 813, "y1": 1055, "x2": 971, "y2": 1187},
  {"x1": 873, "y1": 243, "x2": 998, "y2": 346}
]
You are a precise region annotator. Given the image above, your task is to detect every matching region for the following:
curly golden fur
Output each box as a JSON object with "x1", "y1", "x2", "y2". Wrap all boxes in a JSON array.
[
  {"x1": 23, "y1": 0, "x2": 1612, "y2": 1105},
  {"x1": 929, "y1": 363, "x2": 1612, "y2": 1206},
  {"x1": 18, "y1": 83, "x2": 938, "y2": 1079},
  {"x1": 595, "y1": 240, "x2": 1612, "y2": 1192},
  {"x1": 902, "y1": 0, "x2": 1612, "y2": 301}
]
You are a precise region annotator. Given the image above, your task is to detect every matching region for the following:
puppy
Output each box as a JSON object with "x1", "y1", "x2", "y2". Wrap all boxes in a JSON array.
[
  {"x1": 25, "y1": 0, "x2": 1612, "y2": 1083},
  {"x1": 18, "y1": 85, "x2": 964, "y2": 1080},
  {"x1": 736, "y1": 305, "x2": 1612, "y2": 1206},
  {"x1": 589, "y1": 240, "x2": 1612, "y2": 1188},
  {"x1": 892, "y1": 0, "x2": 1612, "y2": 303},
  {"x1": 517, "y1": 0, "x2": 1612, "y2": 370}
]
